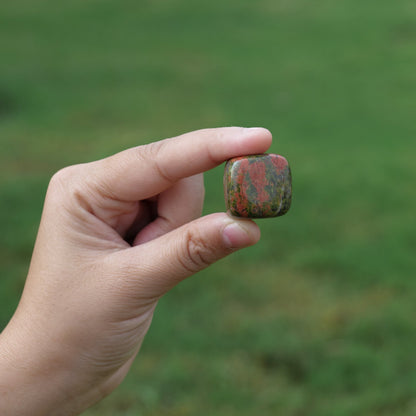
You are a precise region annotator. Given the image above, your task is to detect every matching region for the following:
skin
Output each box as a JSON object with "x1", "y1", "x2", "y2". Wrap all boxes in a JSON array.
[{"x1": 0, "y1": 127, "x2": 272, "y2": 416}]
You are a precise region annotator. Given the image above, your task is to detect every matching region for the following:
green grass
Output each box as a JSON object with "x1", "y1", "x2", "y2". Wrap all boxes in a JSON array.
[{"x1": 1, "y1": 0, "x2": 416, "y2": 414}]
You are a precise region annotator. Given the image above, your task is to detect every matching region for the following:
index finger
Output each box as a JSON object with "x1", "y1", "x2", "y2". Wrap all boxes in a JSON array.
[{"x1": 89, "y1": 127, "x2": 272, "y2": 201}]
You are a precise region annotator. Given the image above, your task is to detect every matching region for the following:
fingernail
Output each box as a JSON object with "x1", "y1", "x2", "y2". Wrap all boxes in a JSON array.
[{"x1": 223, "y1": 220, "x2": 260, "y2": 249}]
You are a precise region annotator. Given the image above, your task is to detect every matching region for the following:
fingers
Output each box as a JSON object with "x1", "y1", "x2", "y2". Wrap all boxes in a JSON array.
[
  {"x1": 89, "y1": 127, "x2": 272, "y2": 202},
  {"x1": 107, "y1": 213, "x2": 260, "y2": 299},
  {"x1": 133, "y1": 174, "x2": 205, "y2": 245}
]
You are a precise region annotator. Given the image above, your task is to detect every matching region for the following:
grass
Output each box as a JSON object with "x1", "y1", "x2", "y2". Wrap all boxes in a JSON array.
[{"x1": 1, "y1": 0, "x2": 416, "y2": 414}]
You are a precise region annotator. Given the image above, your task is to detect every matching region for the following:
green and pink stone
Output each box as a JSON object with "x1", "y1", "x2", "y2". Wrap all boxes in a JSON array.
[{"x1": 224, "y1": 154, "x2": 292, "y2": 218}]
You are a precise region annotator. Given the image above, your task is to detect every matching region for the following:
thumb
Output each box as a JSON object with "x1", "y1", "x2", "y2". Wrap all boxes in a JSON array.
[{"x1": 109, "y1": 213, "x2": 260, "y2": 299}]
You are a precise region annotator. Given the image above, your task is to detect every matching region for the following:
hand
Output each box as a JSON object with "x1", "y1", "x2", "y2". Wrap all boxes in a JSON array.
[{"x1": 0, "y1": 127, "x2": 272, "y2": 415}]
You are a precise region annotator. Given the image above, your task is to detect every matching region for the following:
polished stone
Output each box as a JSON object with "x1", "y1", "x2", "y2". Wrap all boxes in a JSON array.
[{"x1": 224, "y1": 154, "x2": 292, "y2": 218}]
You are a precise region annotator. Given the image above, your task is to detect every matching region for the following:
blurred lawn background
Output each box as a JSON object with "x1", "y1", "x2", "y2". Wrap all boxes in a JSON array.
[{"x1": 1, "y1": 0, "x2": 416, "y2": 415}]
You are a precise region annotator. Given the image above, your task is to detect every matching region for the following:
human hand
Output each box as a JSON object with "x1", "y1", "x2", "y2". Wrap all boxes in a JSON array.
[{"x1": 0, "y1": 127, "x2": 272, "y2": 415}]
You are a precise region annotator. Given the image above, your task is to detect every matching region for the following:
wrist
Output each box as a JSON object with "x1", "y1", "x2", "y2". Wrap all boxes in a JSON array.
[{"x1": 0, "y1": 317, "x2": 99, "y2": 416}]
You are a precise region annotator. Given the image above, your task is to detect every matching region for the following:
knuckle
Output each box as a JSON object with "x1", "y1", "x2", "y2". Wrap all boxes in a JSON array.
[
  {"x1": 140, "y1": 140, "x2": 165, "y2": 160},
  {"x1": 49, "y1": 166, "x2": 75, "y2": 188},
  {"x1": 47, "y1": 166, "x2": 77, "y2": 198},
  {"x1": 180, "y1": 229, "x2": 215, "y2": 273},
  {"x1": 47, "y1": 165, "x2": 91, "y2": 213},
  {"x1": 139, "y1": 140, "x2": 176, "y2": 185}
]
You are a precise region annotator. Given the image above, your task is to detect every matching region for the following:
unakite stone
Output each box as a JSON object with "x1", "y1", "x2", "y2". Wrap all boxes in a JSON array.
[{"x1": 224, "y1": 154, "x2": 292, "y2": 218}]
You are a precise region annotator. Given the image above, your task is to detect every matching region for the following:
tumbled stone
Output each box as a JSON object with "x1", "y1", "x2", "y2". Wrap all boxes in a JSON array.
[{"x1": 224, "y1": 154, "x2": 292, "y2": 218}]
